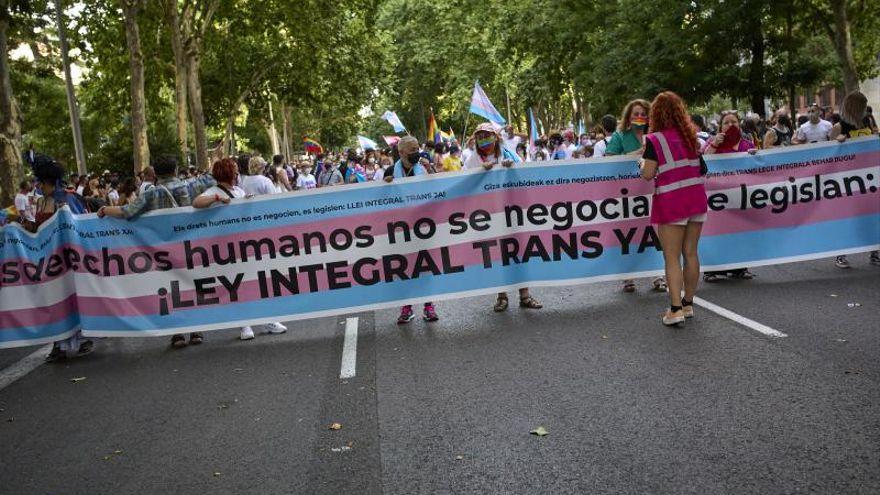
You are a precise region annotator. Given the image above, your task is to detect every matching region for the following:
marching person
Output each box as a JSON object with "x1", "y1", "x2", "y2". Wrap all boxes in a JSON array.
[
  {"x1": 383, "y1": 136, "x2": 440, "y2": 323},
  {"x1": 465, "y1": 123, "x2": 543, "y2": 312},
  {"x1": 702, "y1": 110, "x2": 758, "y2": 282},
  {"x1": 30, "y1": 156, "x2": 93, "y2": 361},
  {"x1": 605, "y1": 98, "x2": 667, "y2": 293},
  {"x1": 829, "y1": 91, "x2": 880, "y2": 267},
  {"x1": 638, "y1": 91, "x2": 707, "y2": 326},
  {"x1": 98, "y1": 155, "x2": 215, "y2": 348},
  {"x1": 190, "y1": 158, "x2": 288, "y2": 339}
]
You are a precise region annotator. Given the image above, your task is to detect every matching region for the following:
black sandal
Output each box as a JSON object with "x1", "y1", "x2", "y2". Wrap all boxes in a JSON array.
[
  {"x1": 170, "y1": 334, "x2": 187, "y2": 348},
  {"x1": 494, "y1": 295, "x2": 509, "y2": 312},
  {"x1": 189, "y1": 333, "x2": 204, "y2": 345}
]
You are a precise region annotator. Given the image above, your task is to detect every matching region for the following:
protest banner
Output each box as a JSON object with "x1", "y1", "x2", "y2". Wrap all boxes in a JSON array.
[{"x1": 1, "y1": 138, "x2": 877, "y2": 348}]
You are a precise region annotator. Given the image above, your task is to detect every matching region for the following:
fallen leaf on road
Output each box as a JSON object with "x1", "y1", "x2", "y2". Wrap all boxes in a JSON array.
[
  {"x1": 70, "y1": 377, "x2": 87, "y2": 383},
  {"x1": 833, "y1": 338, "x2": 848, "y2": 343},
  {"x1": 217, "y1": 404, "x2": 229, "y2": 410},
  {"x1": 347, "y1": 441, "x2": 354, "y2": 448},
  {"x1": 233, "y1": 368, "x2": 243, "y2": 372},
  {"x1": 102, "y1": 456, "x2": 111, "y2": 461},
  {"x1": 113, "y1": 450, "x2": 123, "y2": 455},
  {"x1": 328, "y1": 422, "x2": 343, "y2": 430},
  {"x1": 331, "y1": 446, "x2": 352, "y2": 453},
  {"x1": 601, "y1": 335, "x2": 608, "y2": 340},
  {"x1": 7, "y1": 417, "x2": 13, "y2": 422},
  {"x1": 213, "y1": 472, "x2": 221, "y2": 477},
  {"x1": 847, "y1": 303, "x2": 861, "y2": 308},
  {"x1": 844, "y1": 369, "x2": 862, "y2": 375},
  {"x1": 455, "y1": 455, "x2": 464, "y2": 460},
  {"x1": 530, "y1": 426, "x2": 549, "y2": 437},
  {"x1": 829, "y1": 294, "x2": 838, "y2": 297}
]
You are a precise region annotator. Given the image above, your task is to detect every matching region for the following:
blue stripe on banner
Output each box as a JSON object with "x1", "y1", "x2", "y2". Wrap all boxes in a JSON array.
[
  {"x1": 705, "y1": 137, "x2": 879, "y2": 173},
  {"x1": 74, "y1": 213, "x2": 878, "y2": 333},
  {"x1": 0, "y1": 314, "x2": 79, "y2": 344}
]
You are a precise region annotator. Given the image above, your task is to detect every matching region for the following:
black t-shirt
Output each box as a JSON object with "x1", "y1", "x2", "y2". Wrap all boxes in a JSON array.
[
  {"x1": 384, "y1": 163, "x2": 416, "y2": 179},
  {"x1": 841, "y1": 116, "x2": 874, "y2": 138}
]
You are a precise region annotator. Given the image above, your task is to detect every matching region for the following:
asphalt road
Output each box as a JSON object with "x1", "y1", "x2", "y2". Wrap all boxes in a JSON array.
[{"x1": 0, "y1": 257, "x2": 878, "y2": 494}]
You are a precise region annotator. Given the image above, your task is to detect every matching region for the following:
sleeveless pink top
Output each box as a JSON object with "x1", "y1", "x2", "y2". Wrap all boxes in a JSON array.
[{"x1": 646, "y1": 128, "x2": 707, "y2": 225}]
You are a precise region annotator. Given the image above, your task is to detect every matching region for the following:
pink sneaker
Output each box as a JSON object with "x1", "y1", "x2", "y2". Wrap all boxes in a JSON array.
[
  {"x1": 423, "y1": 303, "x2": 439, "y2": 322},
  {"x1": 397, "y1": 305, "x2": 415, "y2": 324}
]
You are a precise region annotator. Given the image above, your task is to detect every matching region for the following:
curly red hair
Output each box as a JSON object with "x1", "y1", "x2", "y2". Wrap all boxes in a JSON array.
[
  {"x1": 211, "y1": 158, "x2": 239, "y2": 185},
  {"x1": 648, "y1": 91, "x2": 698, "y2": 154}
]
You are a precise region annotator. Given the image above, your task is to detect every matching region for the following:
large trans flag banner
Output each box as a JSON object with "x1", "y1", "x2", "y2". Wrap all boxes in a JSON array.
[{"x1": 1, "y1": 138, "x2": 878, "y2": 348}]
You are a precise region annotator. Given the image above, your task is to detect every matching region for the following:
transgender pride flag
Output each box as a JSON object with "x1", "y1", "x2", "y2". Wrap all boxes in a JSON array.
[{"x1": 469, "y1": 81, "x2": 506, "y2": 125}]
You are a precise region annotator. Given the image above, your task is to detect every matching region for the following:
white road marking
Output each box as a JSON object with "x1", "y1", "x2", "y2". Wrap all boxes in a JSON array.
[
  {"x1": 339, "y1": 317, "x2": 359, "y2": 379},
  {"x1": 693, "y1": 297, "x2": 788, "y2": 338},
  {"x1": 0, "y1": 344, "x2": 52, "y2": 391}
]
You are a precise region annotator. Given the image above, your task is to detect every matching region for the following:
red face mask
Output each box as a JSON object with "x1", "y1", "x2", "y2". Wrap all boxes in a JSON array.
[{"x1": 719, "y1": 125, "x2": 742, "y2": 150}]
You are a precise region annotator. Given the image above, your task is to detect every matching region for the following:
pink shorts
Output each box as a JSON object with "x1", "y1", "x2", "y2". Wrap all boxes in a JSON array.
[{"x1": 667, "y1": 213, "x2": 707, "y2": 226}]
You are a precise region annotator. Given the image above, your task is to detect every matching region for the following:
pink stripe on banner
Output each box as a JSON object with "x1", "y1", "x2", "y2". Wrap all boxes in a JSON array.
[
  {"x1": 0, "y1": 294, "x2": 77, "y2": 328},
  {"x1": 707, "y1": 151, "x2": 878, "y2": 190}
]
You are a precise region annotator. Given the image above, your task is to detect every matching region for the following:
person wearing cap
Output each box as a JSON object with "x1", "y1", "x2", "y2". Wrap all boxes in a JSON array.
[
  {"x1": 792, "y1": 103, "x2": 832, "y2": 144},
  {"x1": 384, "y1": 136, "x2": 440, "y2": 324},
  {"x1": 466, "y1": 123, "x2": 543, "y2": 312}
]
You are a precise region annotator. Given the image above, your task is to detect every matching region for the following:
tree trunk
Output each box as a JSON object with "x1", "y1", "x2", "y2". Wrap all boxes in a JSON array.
[
  {"x1": 829, "y1": 0, "x2": 859, "y2": 94},
  {"x1": 164, "y1": 0, "x2": 188, "y2": 165},
  {"x1": 185, "y1": 50, "x2": 208, "y2": 169},
  {"x1": 54, "y1": 0, "x2": 86, "y2": 174},
  {"x1": 121, "y1": 0, "x2": 149, "y2": 174},
  {"x1": 748, "y1": 21, "x2": 766, "y2": 117},
  {"x1": 0, "y1": 5, "x2": 24, "y2": 206},
  {"x1": 267, "y1": 97, "x2": 279, "y2": 155},
  {"x1": 281, "y1": 102, "x2": 291, "y2": 162}
]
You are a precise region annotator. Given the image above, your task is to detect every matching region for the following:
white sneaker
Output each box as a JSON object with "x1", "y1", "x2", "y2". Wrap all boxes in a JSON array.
[
  {"x1": 240, "y1": 326, "x2": 255, "y2": 340},
  {"x1": 266, "y1": 322, "x2": 287, "y2": 334}
]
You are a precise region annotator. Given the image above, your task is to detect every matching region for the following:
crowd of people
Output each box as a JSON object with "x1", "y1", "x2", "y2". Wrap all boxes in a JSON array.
[{"x1": 6, "y1": 90, "x2": 879, "y2": 360}]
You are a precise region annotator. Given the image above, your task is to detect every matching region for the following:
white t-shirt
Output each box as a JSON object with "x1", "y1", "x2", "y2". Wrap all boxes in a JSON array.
[
  {"x1": 107, "y1": 189, "x2": 120, "y2": 205},
  {"x1": 15, "y1": 193, "x2": 34, "y2": 222},
  {"x1": 240, "y1": 174, "x2": 277, "y2": 196},
  {"x1": 463, "y1": 150, "x2": 504, "y2": 170},
  {"x1": 503, "y1": 135, "x2": 521, "y2": 155},
  {"x1": 201, "y1": 184, "x2": 246, "y2": 200},
  {"x1": 372, "y1": 167, "x2": 385, "y2": 182},
  {"x1": 592, "y1": 137, "x2": 611, "y2": 157},
  {"x1": 76, "y1": 185, "x2": 85, "y2": 196},
  {"x1": 796, "y1": 119, "x2": 833, "y2": 143},
  {"x1": 296, "y1": 173, "x2": 317, "y2": 189}
]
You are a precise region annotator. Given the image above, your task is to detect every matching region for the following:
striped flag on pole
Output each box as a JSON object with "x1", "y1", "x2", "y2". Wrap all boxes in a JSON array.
[
  {"x1": 469, "y1": 81, "x2": 506, "y2": 125},
  {"x1": 357, "y1": 135, "x2": 378, "y2": 150},
  {"x1": 528, "y1": 108, "x2": 538, "y2": 157},
  {"x1": 381, "y1": 111, "x2": 407, "y2": 133}
]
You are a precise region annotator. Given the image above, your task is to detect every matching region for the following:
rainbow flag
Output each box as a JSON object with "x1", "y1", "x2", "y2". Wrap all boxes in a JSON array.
[
  {"x1": 427, "y1": 113, "x2": 440, "y2": 144},
  {"x1": 303, "y1": 137, "x2": 323, "y2": 154}
]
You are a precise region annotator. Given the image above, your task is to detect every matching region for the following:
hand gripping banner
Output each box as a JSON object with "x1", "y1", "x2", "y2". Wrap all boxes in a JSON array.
[{"x1": 1, "y1": 138, "x2": 878, "y2": 348}]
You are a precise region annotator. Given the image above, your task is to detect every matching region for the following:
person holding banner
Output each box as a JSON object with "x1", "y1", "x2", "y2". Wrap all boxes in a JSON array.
[
  {"x1": 383, "y1": 136, "x2": 440, "y2": 323},
  {"x1": 829, "y1": 91, "x2": 880, "y2": 267},
  {"x1": 465, "y1": 123, "x2": 543, "y2": 312},
  {"x1": 637, "y1": 91, "x2": 707, "y2": 326},
  {"x1": 606, "y1": 99, "x2": 667, "y2": 294},
  {"x1": 703, "y1": 111, "x2": 758, "y2": 281},
  {"x1": 30, "y1": 156, "x2": 94, "y2": 361},
  {"x1": 192, "y1": 158, "x2": 289, "y2": 340},
  {"x1": 98, "y1": 155, "x2": 216, "y2": 348}
]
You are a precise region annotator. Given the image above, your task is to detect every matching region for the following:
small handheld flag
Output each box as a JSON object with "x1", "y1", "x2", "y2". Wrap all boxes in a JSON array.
[
  {"x1": 469, "y1": 81, "x2": 506, "y2": 125},
  {"x1": 381, "y1": 111, "x2": 407, "y2": 133},
  {"x1": 303, "y1": 137, "x2": 323, "y2": 154},
  {"x1": 383, "y1": 135, "x2": 400, "y2": 147}
]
